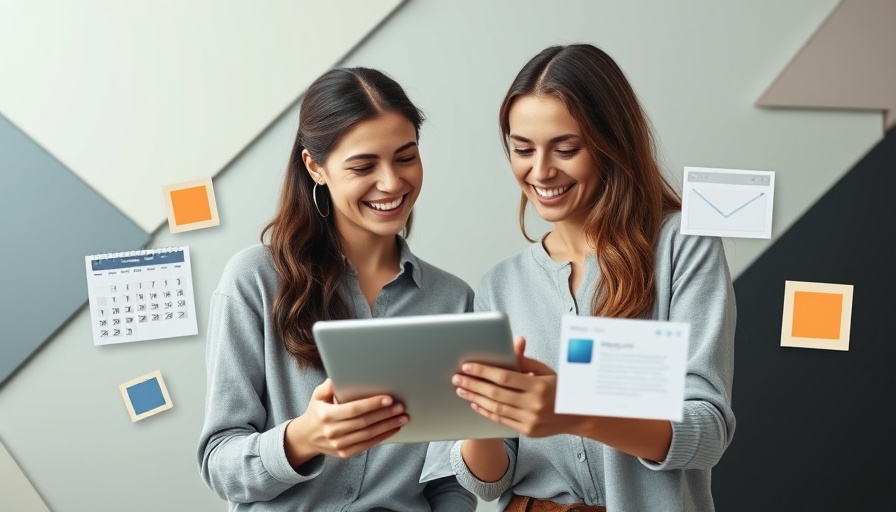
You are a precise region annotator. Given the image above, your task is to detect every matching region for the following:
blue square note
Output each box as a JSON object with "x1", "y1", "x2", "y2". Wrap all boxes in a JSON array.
[
  {"x1": 567, "y1": 338, "x2": 594, "y2": 363},
  {"x1": 126, "y1": 378, "x2": 167, "y2": 415}
]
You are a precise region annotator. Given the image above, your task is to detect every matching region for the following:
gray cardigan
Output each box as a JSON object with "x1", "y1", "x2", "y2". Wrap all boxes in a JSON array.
[
  {"x1": 451, "y1": 213, "x2": 737, "y2": 512},
  {"x1": 197, "y1": 239, "x2": 477, "y2": 511}
]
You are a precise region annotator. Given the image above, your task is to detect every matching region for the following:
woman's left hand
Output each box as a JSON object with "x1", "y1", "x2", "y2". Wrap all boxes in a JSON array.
[{"x1": 452, "y1": 336, "x2": 581, "y2": 438}]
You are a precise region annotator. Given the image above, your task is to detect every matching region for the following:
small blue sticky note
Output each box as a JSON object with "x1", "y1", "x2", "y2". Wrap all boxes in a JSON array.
[
  {"x1": 567, "y1": 338, "x2": 594, "y2": 363},
  {"x1": 126, "y1": 377, "x2": 167, "y2": 415}
]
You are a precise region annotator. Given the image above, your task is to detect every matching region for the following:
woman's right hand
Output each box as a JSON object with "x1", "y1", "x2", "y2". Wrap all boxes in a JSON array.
[{"x1": 284, "y1": 378, "x2": 408, "y2": 466}]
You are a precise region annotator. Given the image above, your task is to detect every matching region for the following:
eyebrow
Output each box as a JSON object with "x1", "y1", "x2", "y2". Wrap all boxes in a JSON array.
[
  {"x1": 508, "y1": 134, "x2": 581, "y2": 144},
  {"x1": 344, "y1": 141, "x2": 418, "y2": 162}
]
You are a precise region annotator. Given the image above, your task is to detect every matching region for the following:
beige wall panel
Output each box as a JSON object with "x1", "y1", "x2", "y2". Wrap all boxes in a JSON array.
[
  {"x1": 0, "y1": 439, "x2": 50, "y2": 512},
  {"x1": 758, "y1": 0, "x2": 896, "y2": 129}
]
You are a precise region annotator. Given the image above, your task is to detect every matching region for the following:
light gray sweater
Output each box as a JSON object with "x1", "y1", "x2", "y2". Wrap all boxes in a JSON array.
[
  {"x1": 451, "y1": 213, "x2": 736, "y2": 512},
  {"x1": 197, "y1": 239, "x2": 477, "y2": 511}
]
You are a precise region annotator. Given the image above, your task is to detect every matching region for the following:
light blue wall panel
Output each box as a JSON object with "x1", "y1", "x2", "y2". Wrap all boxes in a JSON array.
[{"x1": 0, "y1": 113, "x2": 149, "y2": 385}]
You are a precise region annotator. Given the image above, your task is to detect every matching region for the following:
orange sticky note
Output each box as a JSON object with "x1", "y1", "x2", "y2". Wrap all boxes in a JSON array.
[
  {"x1": 170, "y1": 186, "x2": 212, "y2": 225},
  {"x1": 162, "y1": 178, "x2": 220, "y2": 233},
  {"x1": 791, "y1": 292, "x2": 842, "y2": 339},
  {"x1": 781, "y1": 281, "x2": 854, "y2": 351}
]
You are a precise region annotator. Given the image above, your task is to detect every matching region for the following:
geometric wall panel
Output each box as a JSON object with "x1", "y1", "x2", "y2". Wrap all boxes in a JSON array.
[
  {"x1": 713, "y1": 126, "x2": 896, "y2": 510},
  {"x1": 757, "y1": 0, "x2": 896, "y2": 130},
  {"x1": 0, "y1": 0, "x2": 406, "y2": 233},
  {"x1": 0, "y1": 113, "x2": 149, "y2": 386},
  {"x1": 0, "y1": 438, "x2": 49, "y2": 512}
]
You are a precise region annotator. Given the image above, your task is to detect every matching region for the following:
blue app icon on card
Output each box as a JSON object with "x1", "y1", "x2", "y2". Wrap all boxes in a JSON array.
[{"x1": 567, "y1": 338, "x2": 594, "y2": 363}]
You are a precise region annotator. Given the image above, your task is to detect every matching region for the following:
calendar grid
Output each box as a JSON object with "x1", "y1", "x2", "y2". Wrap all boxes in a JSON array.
[{"x1": 85, "y1": 247, "x2": 198, "y2": 345}]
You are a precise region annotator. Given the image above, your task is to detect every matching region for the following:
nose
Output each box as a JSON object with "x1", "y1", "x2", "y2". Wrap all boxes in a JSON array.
[
  {"x1": 531, "y1": 152, "x2": 556, "y2": 181},
  {"x1": 377, "y1": 165, "x2": 403, "y2": 193}
]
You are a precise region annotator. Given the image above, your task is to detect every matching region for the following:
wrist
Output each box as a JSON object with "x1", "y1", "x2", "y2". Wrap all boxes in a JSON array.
[{"x1": 284, "y1": 416, "x2": 319, "y2": 468}]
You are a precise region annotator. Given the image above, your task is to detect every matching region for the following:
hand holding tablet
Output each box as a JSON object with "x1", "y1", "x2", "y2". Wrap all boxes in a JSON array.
[
  {"x1": 312, "y1": 311, "x2": 520, "y2": 444},
  {"x1": 284, "y1": 378, "x2": 409, "y2": 463}
]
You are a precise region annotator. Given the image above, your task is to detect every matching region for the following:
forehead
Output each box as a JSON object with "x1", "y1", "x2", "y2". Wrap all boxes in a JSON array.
[
  {"x1": 508, "y1": 94, "x2": 581, "y2": 138},
  {"x1": 329, "y1": 111, "x2": 417, "y2": 157}
]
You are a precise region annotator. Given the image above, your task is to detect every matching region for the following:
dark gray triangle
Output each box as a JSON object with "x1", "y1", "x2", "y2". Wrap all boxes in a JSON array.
[{"x1": 712, "y1": 128, "x2": 896, "y2": 510}]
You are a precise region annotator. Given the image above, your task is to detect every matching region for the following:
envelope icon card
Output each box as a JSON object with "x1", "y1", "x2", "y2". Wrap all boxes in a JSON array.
[{"x1": 680, "y1": 167, "x2": 775, "y2": 239}]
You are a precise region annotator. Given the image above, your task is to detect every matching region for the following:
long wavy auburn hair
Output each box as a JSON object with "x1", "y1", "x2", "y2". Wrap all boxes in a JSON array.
[
  {"x1": 499, "y1": 44, "x2": 681, "y2": 319},
  {"x1": 261, "y1": 67, "x2": 424, "y2": 368}
]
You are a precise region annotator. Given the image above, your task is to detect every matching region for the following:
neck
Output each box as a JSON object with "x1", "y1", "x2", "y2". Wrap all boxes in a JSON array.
[
  {"x1": 340, "y1": 231, "x2": 401, "y2": 277},
  {"x1": 544, "y1": 219, "x2": 592, "y2": 262}
]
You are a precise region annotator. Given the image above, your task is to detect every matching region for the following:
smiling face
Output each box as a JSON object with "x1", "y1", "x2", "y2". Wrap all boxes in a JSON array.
[
  {"x1": 507, "y1": 94, "x2": 601, "y2": 227},
  {"x1": 303, "y1": 111, "x2": 422, "y2": 242}
]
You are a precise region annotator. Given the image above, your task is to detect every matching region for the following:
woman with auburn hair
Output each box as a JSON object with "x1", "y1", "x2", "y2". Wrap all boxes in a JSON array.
[
  {"x1": 450, "y1": 44, "x2": 736, "y2": 511},
  {"x1": 197, "y1": 67, "x2": 476, "y2": 511}
]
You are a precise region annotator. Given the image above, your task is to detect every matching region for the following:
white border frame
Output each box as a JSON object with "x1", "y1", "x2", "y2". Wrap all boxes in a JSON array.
[
  {"x1": 162, "y1": 177, "x2": 220, "y2": 233},
  {"x1": 781, "y1": 280, "x2": 854, "y2": 351},
  {"x1": 119, "y1": 370, "x2": 173, "y2": 422}
]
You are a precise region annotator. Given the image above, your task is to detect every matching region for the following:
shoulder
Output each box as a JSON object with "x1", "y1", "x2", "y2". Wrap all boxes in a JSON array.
[
  {"x1": 477, "y1": 244, "x2": 542, "y2": 295},
  {"x1": 413, "y1": 257, "x2": 474, "y2": 297},
  {"x1": 214, "y1": 244, "x2": 279, "y2": 307},
  {"x1": 655, "y1": 211, "x2": 729, "y2": 279}
]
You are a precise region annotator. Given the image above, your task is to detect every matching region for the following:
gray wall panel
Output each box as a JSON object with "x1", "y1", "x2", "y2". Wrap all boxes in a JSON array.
[{"x1": 0, "y1": 113, "x2": 149, "y2": 385}]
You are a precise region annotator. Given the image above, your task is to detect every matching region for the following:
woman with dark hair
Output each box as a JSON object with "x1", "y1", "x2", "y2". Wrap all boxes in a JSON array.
[
  {"x1": 197, "y1": 67, "x2": 476, "y2": 511},
  {"x1": 450, "y1": 44, "x2": 736, "y2": 511}
]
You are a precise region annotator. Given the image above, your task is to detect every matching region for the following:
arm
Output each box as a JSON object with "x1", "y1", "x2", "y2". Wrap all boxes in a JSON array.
[
  {"x1": 447, "y1": 291, "x2": 519, "y2": 501},
  {"x1": 455, "y1": 234, "x2": 734, "y2": 467},
  {"x1": 450, "y1": 438, "x2": 518, "y2": 502},
  {"x1": 642, "y1": 234, "x2": 736, "y2": 471},
  {"x1": 423, "y1": 476, "x2": 478, "y2": 511},
  {"x1": 197, "y1": 292, "x2": 312, "y2": 503},
  {"x1": 197, "y1": 293, "x2": 409, "y2": 503},
  {"x1": 199, "y1": 293, "x2": 407, "y2": 503}
]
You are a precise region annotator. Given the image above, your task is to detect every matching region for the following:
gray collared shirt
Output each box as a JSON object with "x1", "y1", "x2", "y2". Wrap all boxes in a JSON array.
[
  {"x1": 198, "y1": 237, "x2": 476, "y2": 511},
  {"x1": 451, "y1": 213, "x2": 736, "y2": 512}
]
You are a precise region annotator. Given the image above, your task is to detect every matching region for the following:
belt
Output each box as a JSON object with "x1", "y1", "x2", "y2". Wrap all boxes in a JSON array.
[{"x1": 506, "y1": 494, "x2": 607, "y2": 512}]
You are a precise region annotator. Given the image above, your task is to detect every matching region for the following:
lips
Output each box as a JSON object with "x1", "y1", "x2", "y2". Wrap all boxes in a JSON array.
[
  {"x1": 532, "y1": 184, "x2": 573, "y2": 200},
  {"x1": 362, "y1": 193, "x2": 412, "y2": 219},
  {"x1": 363, "y1": 195, "x2": 404, "y2": 211}
]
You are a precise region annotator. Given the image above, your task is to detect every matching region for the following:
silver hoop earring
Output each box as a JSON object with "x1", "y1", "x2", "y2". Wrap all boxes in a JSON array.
[{"x1": 312, "y1": 182, "x2": 330, "y2": 218}]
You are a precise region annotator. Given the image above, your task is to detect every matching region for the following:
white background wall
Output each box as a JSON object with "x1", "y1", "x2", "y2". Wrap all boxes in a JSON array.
[{"x1": 0, "y1": 1, "x2": 882, "y2": 511}]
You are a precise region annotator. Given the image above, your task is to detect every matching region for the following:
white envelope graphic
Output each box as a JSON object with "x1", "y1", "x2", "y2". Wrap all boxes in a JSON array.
[
  {"x1": 685, "y1": 187, "x2": 769, "y2": 236},
  {"x1": 692, "y1": 189, "x2": 766, "y2": 218}
]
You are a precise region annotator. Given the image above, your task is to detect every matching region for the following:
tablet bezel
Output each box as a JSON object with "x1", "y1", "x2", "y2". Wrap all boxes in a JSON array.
[{"x1": 312, "y1": 311, "x2": 520, "y2": 444}]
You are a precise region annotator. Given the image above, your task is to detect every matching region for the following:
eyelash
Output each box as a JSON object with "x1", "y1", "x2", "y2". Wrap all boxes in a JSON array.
[
  {"x1": 512, "y1": 148, "x2": 581, "y2": 158},
  {"x1": 349, "y1": 154, "x2": 417, "y2": 174}
]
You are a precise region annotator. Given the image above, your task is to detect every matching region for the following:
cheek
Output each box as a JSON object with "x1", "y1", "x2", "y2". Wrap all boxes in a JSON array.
[
  {"x1": 407, "y1": 165, "x2": 424, "y2": 188},
  {"x1": 332, "y1": 182, "x2": 366, "y2": 206},
  {"x1": 509, "y1": 161, "x2": 528, "y2": 183}
]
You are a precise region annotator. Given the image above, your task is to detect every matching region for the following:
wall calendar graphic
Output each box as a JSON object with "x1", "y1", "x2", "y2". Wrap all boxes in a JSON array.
[{"x1": 85, "y1": 247, "x2": 198, "y2": 346}]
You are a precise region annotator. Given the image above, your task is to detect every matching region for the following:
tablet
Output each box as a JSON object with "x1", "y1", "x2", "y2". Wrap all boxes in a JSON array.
[{"x1": 312, "y1": 311, "x2": 520, "y2": 444}]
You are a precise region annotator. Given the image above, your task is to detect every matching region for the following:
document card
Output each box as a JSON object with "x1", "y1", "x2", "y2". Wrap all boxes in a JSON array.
[
  {"x1": 555, "y1": 315, "x2": 690, "y2": 422},
  {"x1": 680, "y1": 166, "x2": 775, "y2": 239}
]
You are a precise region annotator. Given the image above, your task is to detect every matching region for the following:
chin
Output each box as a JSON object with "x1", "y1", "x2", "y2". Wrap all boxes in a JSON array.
[
  {"x1": 530, "y1": 207, "x2": 567, "y2": 224},
  {"x1": 369, "y1": 221, "x2": 410, "y2": 237}
]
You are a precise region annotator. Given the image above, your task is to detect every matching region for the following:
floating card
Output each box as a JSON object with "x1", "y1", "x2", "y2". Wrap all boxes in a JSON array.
[
  {"x1": 119, "y1": 370, "x2": 173, "y2": 422},
  {"x1": 555, "y1": 315, "x2": 690, "y2": 422},
  {"x1": 781, "y1": 280, "x2": 854, "y2": 351},
  {"x1": 681, "y1": 166, "x2": 775, "y2": 239},
  {"x1": 85, "y1": 247, "x2": 198, "y2": 346},
  {"x1": 162, "y1": 177, "x2": 220, "y2": 233}
]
